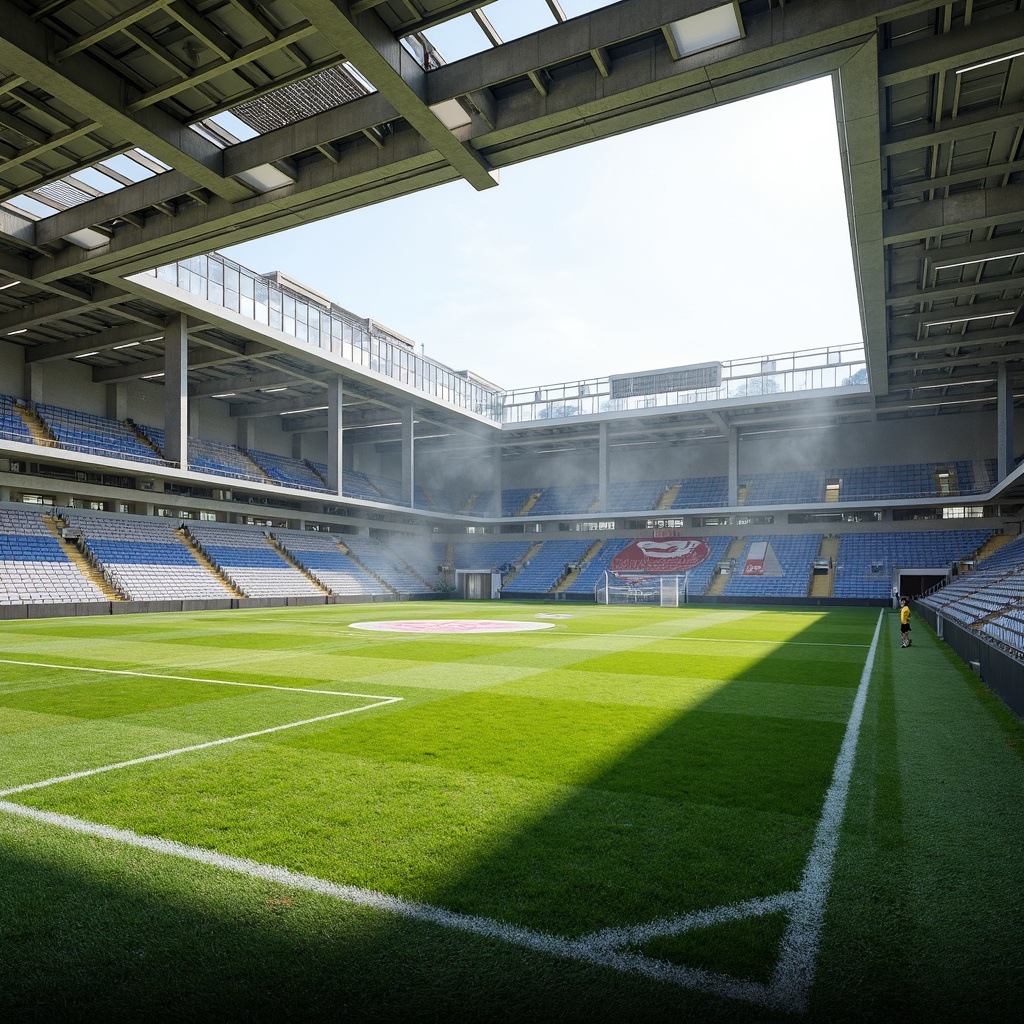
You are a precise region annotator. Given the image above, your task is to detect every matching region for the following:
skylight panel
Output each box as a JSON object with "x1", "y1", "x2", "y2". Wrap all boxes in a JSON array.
[
  {"x1": 419, "y1": 14, "x2": 492, "y2": 63},
  {"x1": 484, "y1": 0, "x2": 558, "y2": 42}
]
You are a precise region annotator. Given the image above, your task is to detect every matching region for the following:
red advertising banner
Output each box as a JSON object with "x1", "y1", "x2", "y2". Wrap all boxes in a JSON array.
[
  {"x1": 610, "y1": 538, "x2": 711, "y2": 579},
  {"x1": 742, "y1": 540, "x2": 768, "y2": 576}
]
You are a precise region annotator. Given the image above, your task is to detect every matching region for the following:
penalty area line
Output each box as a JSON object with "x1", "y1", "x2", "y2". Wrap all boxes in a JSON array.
[
  {"x1": 0, "y1": 657, "x2": 395, "y2": 701},
  {"x1": 0, "y1": 693, "x2": 402, "y2": 798}
]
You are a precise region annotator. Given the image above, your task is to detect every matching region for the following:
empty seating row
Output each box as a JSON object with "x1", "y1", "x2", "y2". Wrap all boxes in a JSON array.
[
  {"x1": 271, "y1": 529, "x2": 389, "y2": 596},
  {"x1": 502, "y1": 538, "x2": 595, "y2": 593},
  {"x1": 724, "y1": 534, "x2": 822, "y2": 598},
  {"x1": 0, "y1": 394, "x2": 33, "y2": 444},
  {"x1": 35, "y1": 404, "x2": 163, "y2": 465}
]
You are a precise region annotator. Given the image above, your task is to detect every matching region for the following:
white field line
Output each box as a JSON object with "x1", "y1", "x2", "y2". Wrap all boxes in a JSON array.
[
  {"x1": 0, "y1": 613, "x2": 883, "y2": 1012},
  {"x1": 494, "y1": 631, "x2": 872, "y2": 649},
  {"x1": 0, "y1": 657, "x2": 395, "y2": 700},
  {"x1": 767, "y1": 607, "x2": 884, "y2": 1012},
  {"x1": 0, "y1": 696, "x2": 401, "y2": 798},
  {"x1": 0, "y1": 798, "x2": 774, "y2": 1008}
]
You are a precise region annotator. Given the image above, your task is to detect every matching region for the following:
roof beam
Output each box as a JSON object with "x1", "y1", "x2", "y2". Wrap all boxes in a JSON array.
[
  {"x1": 190, "y1": 368, "x2": 319, "y2": 398},
  {"x1": 0, "y1": 2, "x2": 252, "y2": 203},
  {"x1": 878, "y1": 10, "x2": 1024, "y2": 87},
  {"x1": 24, "y1": 320, "x2": 168, "y2": 361},
  {"x1": 887, "y1": 272, "x2": 1024, "y2": 306},
  {"x1": 288, "y1": 0, "x2": 496, "y2": 190},
  {"x1": 889, "y1": 236, "x2": 1024, "y2": 275},
  {"x1": 883, "y1": 181, "x2": 1024, "y2": 245},
  {"x1": 880, "y1": 99, "x2": 1024, "y2": 157},
  {"x1": 0, "y1": 284, "x2": 130, "y2": 333}
]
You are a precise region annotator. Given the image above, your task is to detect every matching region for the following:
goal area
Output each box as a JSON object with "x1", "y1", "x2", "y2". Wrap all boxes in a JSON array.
[{"x1": 597, "y1": 573, "x2": 688, "y2": 607}]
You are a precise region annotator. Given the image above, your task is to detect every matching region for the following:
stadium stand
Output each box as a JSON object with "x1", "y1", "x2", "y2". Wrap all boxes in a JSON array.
[
  {"x1": 724, "y1": 534, "x2": 823, "y2": 598},
  {"x1": 527, "y1": 486, "x2": 598, "y2": 517},
  {"x1": 453, "y1": 540, "x2": 534, "y2": 575},
  {"x1": 833, "y1": 529, "x2": 992, "y2": 599},
  {"x1": 271, "y1": 529, "x2": 389, "y2": 596},
  {"x1": 186, "y1": 524, "x2": 324, "y2": 598},
  {"x1": 671, "y1": 476, "x2": 729, "y2": 509},
  {"x1": 607, "y1": 479, "x2": 675, "y2": 512},
  {"x1": 0, "y1": 506, "x2": 107, "y2": 605},
  {"x1": 0, "y1": 394, "x2": 33, "y2": 444},
  {"x1": 34, "y1": 404, "x2": 165, "y2": 464},
  {"x1": 341, "y1": 536, "x2": 434, "y2": 594},
  {"x1": 246, "y1": 449, "x2": 329, "y2": 491},
  {"x1": 562, "y1": 537, "x2": 634, "y2": 596},
  {"x1": 502, "y1": 538, "x2": 595, "y2": 593},
  {"x1": 63, "y1": 513, "x2": 231, "y2": 601}
]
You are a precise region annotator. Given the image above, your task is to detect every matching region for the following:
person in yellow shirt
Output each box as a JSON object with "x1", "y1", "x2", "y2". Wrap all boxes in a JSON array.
[{"x1": 900, "y1": 597, "x2": 912, "y2": 648}]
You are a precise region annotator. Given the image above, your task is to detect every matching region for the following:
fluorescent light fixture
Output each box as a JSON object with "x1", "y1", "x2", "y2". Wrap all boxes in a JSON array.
[
  {"x1": 667, "y1": 3, "x2": 742, "y2": 58},
  {"x1": 113, "y1": 341, "x2": 141, "y2": 349},
  {"x1": 7, "y1": 329, "x2": 27, "y2": 335},
  {"x1": 956, "y1": 49, "x2": 1024, "y2": 75},
  {"x1": 925, "y1": 310, "x2": 1016, "y2": 326},
  {"x1": 280, "y1": 405, "x2": 328, "y2": 416},
  {"x1": 934, "y1": 249, "x2": 1024, "y2": 270},
  {"x1": 142, "y1": 372, "x2": 165, "y2": 379},
  {"x1": 0, "y1": 280, "x2": 20, "y2": 290},
  {"x1": 916, "y1": 379, "x2": 995, "y2": 390},
  {"x1": 262, "y1": 386, "x2": 287, "y2": 393},
  {"x1": 74, "y1": 351, "x2": 100, "y2": 359},
  {"x1": 430, "y1": 99, "x2": 472, "y2": 131},
  {"x1": 62, "y1": 227, "x2": 110, "y2": 249},
  {"x1": 212, "y1": 392, "x2": 236, "y2": 398},
  {"x1": 235, "y1": 163, "x2": 295, "y2": 193},
  {"x1": 143, "y1": 336, "x2": 162, "y2": 343}
]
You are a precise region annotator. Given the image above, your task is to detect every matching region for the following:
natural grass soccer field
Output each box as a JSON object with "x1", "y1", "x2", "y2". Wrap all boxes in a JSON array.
[{"x1": 0, "y1": 602, "x2": 1021, "y2": 1022}]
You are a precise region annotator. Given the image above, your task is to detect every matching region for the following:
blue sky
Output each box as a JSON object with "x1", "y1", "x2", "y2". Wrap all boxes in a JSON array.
[{"x1": 224, "y1": 75, "x2": 862, "y2": 390}]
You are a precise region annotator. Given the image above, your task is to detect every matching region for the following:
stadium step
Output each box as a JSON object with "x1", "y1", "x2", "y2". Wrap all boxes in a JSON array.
[
  {"x1": 460, "y1": 493, "x2": 479, "y2": 513},
  {"x1": 125, "y1": 420, "x2": 165, "y2": 460},
  {"x1": 267, "y1": 536, "x2": 331, "y2": 594},
  {"x1": 706, "y1": 537, "x2": 746, "y2": 595},
  {"x1": 305, "y1": 460, "x2": 328, "y2": 487},
  {"x1": 553, "y1": 539, "x2": 602, "y2": 592},
  {"x1": 45, "y1": 515, "x2": 124, "y2": 601},
  {"x1": 516, "y1": 491, "x2": 543, "y2": 516},
  {"x1": 975, "y1": 532, "x2": 1015, "y2": 564},
  {"x1": 242, "y1": 452, "x2": 280, "y2": 486},
  {"x1": 737, "y1": 483, "x2": 748, "y2": 505},
  {"x1": 502, "y1": 542, "x2": 543, "y2": 587},
  {"x1": 656, "y1": 483, "x2": 680, "y2": 510},
  {"x1": 809, "y1": 535, "x2": 839, "y2": 597},
  {"x1": 338, "y1": 541, "x2": 397, "y2": 596},
  {"x1": 16, "y1": 404, "x2": 58, "y2": 448},
  {"x1": 176, "y1": 528, "x2": 244, "y2": 597}
]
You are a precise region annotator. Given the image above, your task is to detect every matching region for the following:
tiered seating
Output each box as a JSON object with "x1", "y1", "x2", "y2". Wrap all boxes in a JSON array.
[
  {"x1": 682, "y1": 535, "x2": 735, "y2": 595},
  {"x1": 0, "y1": 505, "x2": 106, "y2": 605},
  {"x1": 342, "y1": 470, "x2": 385, "y2": 502},
  {"x1": 501, "y1": 488, "x2": 536, "y2": 516},
  {"x1": 527, "y1": 485, "x2": 598, "y2": 516},
  {"x1": 836, "y1": 463, "x2": 939, "y2": 501},
  {"x1": 187, "y1": 524, "x2": 324, "y2": 598},
  {"x1": 0, "y1": 394, "x2": 32, "y2": 444},
  {"x1": 272, "y1": 529, "x2": 389, "y2": 596},
  {"x1": 453, "y1": 540, "x2": 534, "y2": 572},
  {"x1": 919, "y1": 534, "x2": 1024, "y2": 640},
  {"x1": 607, "y1": 479, "x2": 674, "y2": 512},
  {"x1": 563, "y1": 537, "x2": 633, "y2": 595},
  {"x1": 187, "y1": 437, "x2": 263, "y2": 480},
  {"x1": 366, "y1": 473, "x2": 405, "y2": 504},
  {"x1": 386, "y1": 536, "x2": 447, "y2": 585},
  {"x1": 671, "y1": 476, "x2": 728, "y2": 509},
  {"x1": 724, "y1": 534, "x2": 822, "y2": 598},
  {"x1": 744, "y1": 472, "x2": 827, "y2": 505},
  {"x1": 65, "y1": 513, "x2": 229, "y2": 601},
  {"x1": 503, "y1": 538, "x2": 595, "y2": 593},
  {"x1": 35, "y1": 403, "x2": 163, "y2": 464},
  {"x1": 834, "y1": 529, "x2": 991, "y2": 599},
  {"x1": 247, "y1": 449, "x2": 329, "y2": 491},
  {"x1": 342, "y1": 536, "x2": 434, "y2": 593}
]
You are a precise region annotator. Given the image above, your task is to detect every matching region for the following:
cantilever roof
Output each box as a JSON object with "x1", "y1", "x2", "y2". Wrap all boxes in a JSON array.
[{"x1": 0, "y1": 0, "x2": 1022, "y2": 430}]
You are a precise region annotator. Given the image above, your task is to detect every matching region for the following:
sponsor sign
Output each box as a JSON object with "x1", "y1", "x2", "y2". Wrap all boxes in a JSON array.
[
  {"x1": 609, "y1": 538, "x2": 711, "y2": 579},
  {"x1": 743, "y1": 540, "x2": 768, "y2": 576}
]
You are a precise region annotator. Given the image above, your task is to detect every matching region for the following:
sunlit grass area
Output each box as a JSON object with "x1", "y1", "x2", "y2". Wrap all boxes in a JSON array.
[{"x1": 0, "y1": 602, "x2": 1021, "y2": 1022}]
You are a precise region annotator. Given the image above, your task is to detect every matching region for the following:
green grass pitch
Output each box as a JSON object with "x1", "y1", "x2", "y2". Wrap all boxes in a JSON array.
[{"x1": 0, "y1": 602, "x2": 1021, "y2": 1022}]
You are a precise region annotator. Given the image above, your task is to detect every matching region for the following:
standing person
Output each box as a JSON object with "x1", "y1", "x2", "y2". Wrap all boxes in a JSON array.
[{"x1": 899, "y1": 597, "x2": 912, "y2": 648}]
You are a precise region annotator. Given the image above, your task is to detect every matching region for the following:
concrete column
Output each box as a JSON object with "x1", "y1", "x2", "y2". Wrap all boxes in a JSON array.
[
  {"x1": 291, "y1": 432, "x2": 303, "y2": 461},
  {"x1": 492, "y1": 441, "x2": 502, "y2": 517},
  {"x1": 598, "y1": 421, "x2": 610, "y2": 512},
  {"x1": 401, "y1": 404, "x2": 414, "y2": 506},
  {"x1": 327, "y1": 374, "x2": 343, "y2": 495},
  {"x1": 22, "y1": 360, "x2": 42, "y2": 404},
  {"x1": 163, "y1": 314, "x2": 188, "y2": 467},
  {"x1": 727, "y1": 428, "x2": 739, "y2": 506},
  {"x1": 106, "y1": 382, "x2": 127, "y2": 421},
  {"x1": 997, "y1": 362, "x2": 1014, "y2": 480},
  {"x1": 236, "y1": 418, "x2": 255, "y2": 450}
]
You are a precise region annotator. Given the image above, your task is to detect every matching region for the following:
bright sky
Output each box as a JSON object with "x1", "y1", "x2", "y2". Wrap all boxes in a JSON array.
[{"x1": 223, "y1": 75, "x2": 863, "y2": 390}]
